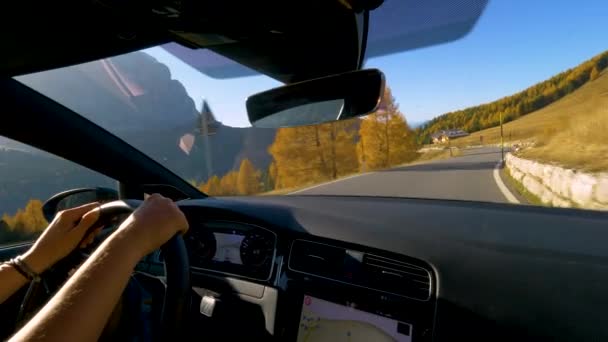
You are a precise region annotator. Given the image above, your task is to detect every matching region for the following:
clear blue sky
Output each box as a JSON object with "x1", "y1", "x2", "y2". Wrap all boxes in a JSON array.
[{"x1": 145, "y1": 0, "x2": 608, "y2": 127}]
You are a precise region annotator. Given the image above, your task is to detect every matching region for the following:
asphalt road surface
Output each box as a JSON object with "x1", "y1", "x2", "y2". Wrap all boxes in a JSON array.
[{"x1": 292, "y1": 147, "x2": 510, "y2": 203}]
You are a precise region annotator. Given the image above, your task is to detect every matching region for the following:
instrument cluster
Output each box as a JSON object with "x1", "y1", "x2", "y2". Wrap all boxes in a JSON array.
[{"x1": 185, "y1": 220, "x2": 277, "y2": 281}]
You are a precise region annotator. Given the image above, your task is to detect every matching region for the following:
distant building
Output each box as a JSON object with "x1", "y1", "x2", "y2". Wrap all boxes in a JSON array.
[{"x1": 431, "y1": 129, "x2": 469, "y2": 144}]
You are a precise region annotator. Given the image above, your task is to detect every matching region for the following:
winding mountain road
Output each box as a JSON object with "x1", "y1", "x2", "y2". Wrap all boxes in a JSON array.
[{"x1": 291, "y1": 147, "x2": 516, "y2": 204}]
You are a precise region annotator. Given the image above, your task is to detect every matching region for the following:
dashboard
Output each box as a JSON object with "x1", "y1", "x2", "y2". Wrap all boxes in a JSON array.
[
  {"x1": 152, "y1": 195, "x2": 608, "y2": 341},
  {"x1": 178, "y1": 200, "x2": 437, "y2": 341}
]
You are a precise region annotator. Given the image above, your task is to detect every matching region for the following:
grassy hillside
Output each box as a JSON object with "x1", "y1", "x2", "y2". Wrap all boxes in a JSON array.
[
  {"x1": 418, "y1": 50, "x2": 608, "y2": 144},
  {"x1": 452, "y1": 68, "x2": 608, "y2": 171}
]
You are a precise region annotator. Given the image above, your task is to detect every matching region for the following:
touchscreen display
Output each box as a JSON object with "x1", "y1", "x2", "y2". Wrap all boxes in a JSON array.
[
  {"x1": 297, "y1": 295, "x2": 413, "y2": 342},
  {"x1": 212, "y1": 232, "x2": 244, "y2": 264}
]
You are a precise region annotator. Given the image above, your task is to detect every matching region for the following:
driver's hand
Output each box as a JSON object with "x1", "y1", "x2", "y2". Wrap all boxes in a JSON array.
[
  {"x1": 115, "y1": 194, "x2": 188, "y2": 259},
  {"x1": 23, "y1": 203, "x2": 102, "y2": 274}
]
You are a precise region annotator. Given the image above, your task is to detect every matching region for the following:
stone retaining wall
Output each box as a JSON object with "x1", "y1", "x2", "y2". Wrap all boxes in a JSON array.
[{"x1": 505, "y1": 153, "x2": 608, "y2": 210}]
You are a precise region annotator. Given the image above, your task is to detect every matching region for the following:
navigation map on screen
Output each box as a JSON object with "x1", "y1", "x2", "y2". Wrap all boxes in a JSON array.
[{"x1": 297, "y1": 295, "x2": 413, "y2": 342}]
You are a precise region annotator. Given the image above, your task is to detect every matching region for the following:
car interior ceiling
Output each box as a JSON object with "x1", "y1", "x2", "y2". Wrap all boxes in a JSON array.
[{"x1": 1, "y1": 0, "x2": 365, "y2": 83}]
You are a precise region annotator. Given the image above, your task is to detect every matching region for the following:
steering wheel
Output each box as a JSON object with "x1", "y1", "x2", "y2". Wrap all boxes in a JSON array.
[{"x1": 17, "y1": 200, "x2": 191, "y2": 341}]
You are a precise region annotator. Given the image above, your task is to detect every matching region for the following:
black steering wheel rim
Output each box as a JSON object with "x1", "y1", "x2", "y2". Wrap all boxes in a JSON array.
[{"x1": 94, "y1": 200, "x2": 191, "y2": 341}]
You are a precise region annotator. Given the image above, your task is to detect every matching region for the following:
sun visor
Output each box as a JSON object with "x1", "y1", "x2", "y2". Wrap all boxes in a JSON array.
[
  {"x1": 365, "y1": 0, "x2": 488, "y2": 58},
  {"x1": 162, "y1": 43, "x2": 258, "y2": 79},
  {"x1": 162, "y1": 0, "x2": 488, "y2": 81}
]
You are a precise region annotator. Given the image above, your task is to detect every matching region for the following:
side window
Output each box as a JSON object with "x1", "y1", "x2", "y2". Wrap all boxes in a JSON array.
[{"x1": 0, "y1": 137, "x2": 115, "y2": 245}]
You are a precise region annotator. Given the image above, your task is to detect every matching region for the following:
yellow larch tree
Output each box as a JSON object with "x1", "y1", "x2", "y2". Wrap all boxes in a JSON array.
[
  {"x1": 237, "y1": 159, "x2": 262, "y2": 195},
  {"x1": 357, "y1": 87, "x2": 416, "y2": 170},
  {"x1": 268, "y1": 120, "x2": 359, "y2": 189},
  {"x1": 219, "y1": 171, "x2": 239, "y2": 195},
  {"x1": 201, "y1": 175, "x2": 221, "y2": 195}
]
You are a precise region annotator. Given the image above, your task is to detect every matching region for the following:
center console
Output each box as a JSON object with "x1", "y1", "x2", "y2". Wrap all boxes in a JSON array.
[
  {"x1": 297, "y1": 295, "x2": 414, "y2": 341},
  {"x1": 278, "y1": 239, "x2": 436, "y2": 341},
  {"x1": 183, "y1": 219, "x2": 437, "y2": 341}
]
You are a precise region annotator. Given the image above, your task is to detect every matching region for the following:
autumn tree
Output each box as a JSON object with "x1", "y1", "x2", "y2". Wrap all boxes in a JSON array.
[
  {"x1": 219, "y1": 171, "x2": 239, "y2": 195},
  {"x1": 200, "y1": 175, "x2": 221, "y2": 195},
  {"x1": 237, "y1": 159, "x2": 262, "y2": 195},
  {"x1": 320, "y1": 122, "x2": 359, "y2": 179},
  {"x1": 0, "y1": 219, "x2": 32, "y2": 245},
  {"x1": 257, "y1": 169, "x2": 271, "y2": 192},
  {"x1": 20, "y1": 200, "x2": 47, "y2": 233},
  {"x1": 1, "y1": 199, "x2": 48, "y2": 244},
  {"x1": 357, "y1": 87, "x2": 417, "y2": 170},
  {"x1": 268, "y1": 161, "x2": 278, "y2": 190},
  {"x1": 268, "y1": 120, "x2": 358, "y2": 189},
  {"x1": 198, "y1": 178, "x2": 207, "y2": 193},
  {"x1": 0, "y1": 220, "x2": 17, "y2": 244},
  {"x1": 270, "y1": 126, "x2": 324, "y2": 189},
  {"x1": 2, "y1": 213, "x2": 16, "y2": 231}
]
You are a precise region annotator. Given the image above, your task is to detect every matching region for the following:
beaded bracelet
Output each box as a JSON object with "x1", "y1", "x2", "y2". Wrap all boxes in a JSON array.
[{"x1": 6, "y1": 256, "x2": 41, "y2": 282}]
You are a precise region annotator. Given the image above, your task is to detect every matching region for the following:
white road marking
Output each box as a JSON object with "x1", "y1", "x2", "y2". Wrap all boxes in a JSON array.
[
  {"x1": 493, "y1": 161, "x2": 520, "y2": 204},
  {"x1": 288, "y1": 172, "x2": 375, "y2": 194}
]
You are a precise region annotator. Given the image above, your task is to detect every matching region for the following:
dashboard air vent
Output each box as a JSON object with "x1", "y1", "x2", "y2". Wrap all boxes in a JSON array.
[
  {"x1": 289, "y1": 240, "x2": 346, "y2": 279},
  {"x1": 362, "y1": 254, "x2": 431, "y2": 301},
  {"x1": 289, "y1": 240, "x2": 432, "y2": 301}
]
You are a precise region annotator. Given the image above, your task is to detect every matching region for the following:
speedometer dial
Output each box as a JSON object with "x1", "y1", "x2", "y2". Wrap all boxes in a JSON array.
[{"x1": 240, "y1": 233, "x2": 274, "y2": 267}]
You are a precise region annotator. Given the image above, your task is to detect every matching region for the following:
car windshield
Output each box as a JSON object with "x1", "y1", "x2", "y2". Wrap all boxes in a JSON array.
[{"x1": 14, "y1": 0, "x2": 608, "y2": 212}]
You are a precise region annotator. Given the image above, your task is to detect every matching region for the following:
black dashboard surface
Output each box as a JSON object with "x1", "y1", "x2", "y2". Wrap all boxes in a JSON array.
[{"x1": 180, "y1": 195, "x2": 608, "y2": 341}]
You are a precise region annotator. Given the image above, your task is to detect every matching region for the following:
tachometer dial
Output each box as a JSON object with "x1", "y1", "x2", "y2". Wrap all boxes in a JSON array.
[
  {"x1": 240, "y1": 233, "x2": 274, "y2": 267},
  {"x1": 187, "y1": 229, "x2": 216, "y2": 263}
]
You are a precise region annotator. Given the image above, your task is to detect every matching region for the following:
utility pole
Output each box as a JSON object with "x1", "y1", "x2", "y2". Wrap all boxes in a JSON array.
[
  {"x1": 448, "y1": 136, "x2": 453, "y2": 157},
  {"x1": 500, "y1": 111, "x2": 504, "y2": 162},
  {"x1": 360, "y1": 133, "x2": 367, "y2": 172}
]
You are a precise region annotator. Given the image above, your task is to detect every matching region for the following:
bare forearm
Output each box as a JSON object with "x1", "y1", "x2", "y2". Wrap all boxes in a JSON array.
[
  {"x1": 10, "y1": 230, "x2": 142, "y2": 342},
  {"x1": 0, "y1": 250, "x2": 48, "y2": 304},
  {"x1": 1, "y1": 203, "x2": 103, "y2": 306},
  {"x1": 0, "y1": 264, "x2": 29, "y2": 304}
]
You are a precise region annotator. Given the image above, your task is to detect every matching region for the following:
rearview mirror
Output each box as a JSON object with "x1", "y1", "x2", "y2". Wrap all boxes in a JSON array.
[
  {"x1": 42, "y1": 187, "x2": 119, "y2": 222},
  {"x1": 247, "y1": 69, "x2": 385, "y2": 128}
]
